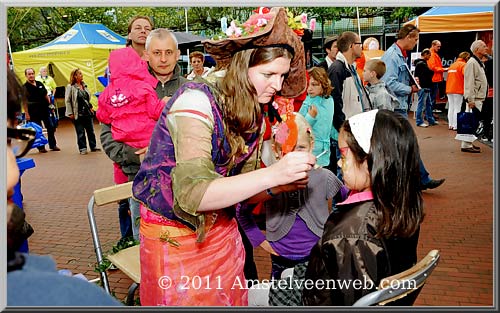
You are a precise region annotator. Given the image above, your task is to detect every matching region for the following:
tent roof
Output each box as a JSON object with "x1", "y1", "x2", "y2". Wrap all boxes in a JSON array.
[
  {"x1": 173, "y1": 31, "x2": 206, "y2": 47},
  {"x1": 407, "y1": 6, "x2": 494, "y2": 33},
  {"x1": 37, "y1": 22, "x2": 126, "y2": 48},
  {"x1": 419, "y1": 6, "x2": 493, "y2": 16}
]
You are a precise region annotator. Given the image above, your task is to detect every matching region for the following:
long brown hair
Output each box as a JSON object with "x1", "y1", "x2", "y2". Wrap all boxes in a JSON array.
[
  {"x1": 216, "y1": 47, "x2": 293, "y2": 164},
  {"x1": 69, "y1": 68, "x2": 81, "y2": 86},
  {"x1": 340, "y1": 110, "x2": 424, "y2": 238}
]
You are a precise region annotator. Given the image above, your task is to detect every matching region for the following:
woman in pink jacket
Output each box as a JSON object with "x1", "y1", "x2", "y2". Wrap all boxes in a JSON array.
[{"x1": 97, "y1": 46, "x2": 166, "y2": 184}]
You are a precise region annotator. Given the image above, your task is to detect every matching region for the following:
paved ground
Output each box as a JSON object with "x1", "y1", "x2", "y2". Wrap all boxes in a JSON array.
[{"x1": 18, "y1": 113, "x2": 494, "y2": 306}]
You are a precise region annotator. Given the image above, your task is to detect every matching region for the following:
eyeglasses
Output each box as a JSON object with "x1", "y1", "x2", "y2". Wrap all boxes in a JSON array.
[
  {"x1": 7, "y1": 127, "x2": 36, "y2": 158},
  {"x1": 353, "y1": 42, "x2": 362, "y2": 45}
]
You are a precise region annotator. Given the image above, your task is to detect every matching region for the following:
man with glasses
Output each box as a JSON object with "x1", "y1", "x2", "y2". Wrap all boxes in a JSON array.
[{"x1": 327, "y1": 31, "x2": 371, "y2": 175}]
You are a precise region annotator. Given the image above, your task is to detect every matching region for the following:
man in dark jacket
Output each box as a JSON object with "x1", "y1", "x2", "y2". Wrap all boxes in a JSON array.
[{"x1": 413, "y1": 48, "x2": 438, "y2": 127}]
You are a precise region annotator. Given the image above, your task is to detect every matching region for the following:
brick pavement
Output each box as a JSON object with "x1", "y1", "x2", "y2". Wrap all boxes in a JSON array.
[{"x1": 18, "y1": 116, "x2": 493, "y2": 306}]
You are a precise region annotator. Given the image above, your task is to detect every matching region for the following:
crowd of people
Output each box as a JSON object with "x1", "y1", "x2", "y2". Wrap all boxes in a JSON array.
[{"x1": 7, "y1": 5, "x2": 493, "y2": 307}]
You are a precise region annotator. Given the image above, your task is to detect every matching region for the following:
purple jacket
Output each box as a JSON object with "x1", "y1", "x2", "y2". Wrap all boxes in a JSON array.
[{"x1": 132, "y1": 82, "x2": 261, "y2": 233}]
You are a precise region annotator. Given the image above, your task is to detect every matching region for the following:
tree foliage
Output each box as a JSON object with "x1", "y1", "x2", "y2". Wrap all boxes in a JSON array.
[{"x1": 7, "y1": 6, "x2": 427, "y2": 52}]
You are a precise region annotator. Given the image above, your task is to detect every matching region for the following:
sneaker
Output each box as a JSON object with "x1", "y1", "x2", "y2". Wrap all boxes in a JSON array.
[
  {"x1": 417, "y1": 123, "x2": 429, "y2": 128},
  {"x1": 80, "y1": 150, "x2": 88, "y2": 155},
  {"x1": 480, "y1": 136, "x2": 490, "y2": 142},
  {"x1": 91, "y1": 148, "x2": 101, "y2": 152},
  {"x1": 421, "y1": 178, "x2": 446, "y2": 190},
  {"x1": 429, "y1": 121, "x2": 439, "y2": 126},
  {"x1": 38, "y1": 148, "x2": 48, "y2": 153},
  {"x1": 50, "y1": 146, "x2": 61, "y2": 151}
]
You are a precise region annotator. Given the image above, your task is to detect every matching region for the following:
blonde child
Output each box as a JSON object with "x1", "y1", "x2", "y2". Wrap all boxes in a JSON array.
[
  {"x1": 237, "y1": 113, "x2": 343, "y2": 280},
  {"x1": 298, "y1": 67, "x2": 335, "y2": 167},
  {"x1": 363, "y1": 59, "x2": 398, "y2": 111}
]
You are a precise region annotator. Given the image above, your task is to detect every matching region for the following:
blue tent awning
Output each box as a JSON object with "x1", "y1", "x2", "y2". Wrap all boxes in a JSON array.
[{"x1": 38, "y1": 22, "x2": 126, "y2": 48}]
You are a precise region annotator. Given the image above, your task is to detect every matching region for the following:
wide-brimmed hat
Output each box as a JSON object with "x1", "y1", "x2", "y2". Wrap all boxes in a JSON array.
[{"x1": 203, "y1": 7, "x2": 306, "y2": 98}]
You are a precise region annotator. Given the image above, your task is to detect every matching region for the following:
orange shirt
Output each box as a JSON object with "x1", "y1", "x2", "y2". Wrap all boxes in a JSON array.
[
  {"x1": 445, "y1": 58, "x2": 466, "y2": 95},
  {"x1": 427, "y1": 50, "x2": 445, "y2": 82}
]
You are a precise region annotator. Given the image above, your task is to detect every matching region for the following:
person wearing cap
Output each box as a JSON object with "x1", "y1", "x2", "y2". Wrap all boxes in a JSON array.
[
  {"x1": 318, "y1": 35, "x2": 338, "y2": 72},
  {"x1": 131, "y1": 7, "x2": 314, "y2": 306}
]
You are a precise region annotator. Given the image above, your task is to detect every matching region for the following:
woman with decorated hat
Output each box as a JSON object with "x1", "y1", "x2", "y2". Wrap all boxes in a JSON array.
[{"x1": 132, "y1": 7, "x2": 313, "y2": 306}]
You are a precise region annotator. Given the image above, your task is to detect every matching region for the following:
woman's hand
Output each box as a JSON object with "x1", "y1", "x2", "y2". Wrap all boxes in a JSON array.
[
  {"x1": 68, "y1": 114, "x2": 75, "y2": 120},
  {"x1": 267, "y1": 151, "x2": 315, "y2": 187},
  {"x1": 260, "y1": 240, "x2": 279, "y2": 256}
]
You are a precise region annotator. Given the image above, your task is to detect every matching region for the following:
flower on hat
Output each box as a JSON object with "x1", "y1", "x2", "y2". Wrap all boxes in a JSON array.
[
  {"x1": 225, "y1": 21, "x2": 242, "y2": 38},
  {"x1": 309, "y1": 18, "x2": 316, "y2": 32},
  {"x1": 215, "y1": 8, "x2": 274, "y2": 40},
  {"x1": 287, "y1": 9, "x2": 308, "y2": 37},
  {"x1": 253, "y1": 7, "x2": 270, "y2": 14}
]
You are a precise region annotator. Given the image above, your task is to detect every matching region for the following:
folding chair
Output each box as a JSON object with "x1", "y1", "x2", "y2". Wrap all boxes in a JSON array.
[
  {"x1": 352, "y1": 249, "x2": 440, "y2": 306},
  {"x1": 248, "y1": 249, "x2": 440, "y2": 307},
  {"x1": 87, "y1": 181, "x2": 141, "y2": 305}
]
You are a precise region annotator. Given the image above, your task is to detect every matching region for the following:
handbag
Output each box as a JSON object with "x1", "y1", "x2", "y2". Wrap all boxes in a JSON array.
[
  {"x1": 457, "y1": 111, "x2": 479, "y2": 135},
  {"x1": 19, "y1": 121, "x2": 48, "y2": 149}
]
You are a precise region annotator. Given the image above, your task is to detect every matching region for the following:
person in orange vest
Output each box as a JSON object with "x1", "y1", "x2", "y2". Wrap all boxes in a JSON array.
[
  {"x1": 445, "y1": 51, "x2": 470, "y2": 131},
  {"x1": 427, "y1": 40, "x2": 448, "y2": 114}
]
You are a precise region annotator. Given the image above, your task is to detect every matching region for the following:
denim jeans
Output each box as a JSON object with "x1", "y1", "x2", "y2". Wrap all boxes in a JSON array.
[
  {"x1": 430, "y1": 82, "x2": 439, "y2": 109},
  {"x1": 129, "y1": 197, "x2": 140, "y2": 240},
  {"x1": 118, "y1": 199, "x2": 132, "y2": 239},
  {"x1": 394, "y1": 110, "x2": 432, "y2": 185},
  {"x1": 72, "y1": 116, "x2": 97, "y2": 152},
  {"x1": 416, "y1": 88, "x2": 436, "y2": 125}
]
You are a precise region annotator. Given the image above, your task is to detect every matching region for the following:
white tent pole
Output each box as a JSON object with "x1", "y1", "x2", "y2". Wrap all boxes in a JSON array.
[
  {"x1": 7, "y1": 37, "x2": 14, "y2": 70},
  {"x1": 185, "y1": 7, "x2": 190, "y2": 74},
  {"x1": 356, "y1": 7, "x2": 361, "y2": 40},
  {"x1": 416, "y1": 17, "x2": 419, "y2": 51}
]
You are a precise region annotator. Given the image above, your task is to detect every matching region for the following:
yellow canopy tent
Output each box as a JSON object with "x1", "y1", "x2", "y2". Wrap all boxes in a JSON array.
[{"x1": 12, "y1": 22, "x2": 126, "y2": 109}]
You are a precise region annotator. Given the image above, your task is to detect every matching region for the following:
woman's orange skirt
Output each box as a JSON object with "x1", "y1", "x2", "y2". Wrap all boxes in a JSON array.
[{"x1": 139, "y1": 205, "x2": 248, "y2": 306}]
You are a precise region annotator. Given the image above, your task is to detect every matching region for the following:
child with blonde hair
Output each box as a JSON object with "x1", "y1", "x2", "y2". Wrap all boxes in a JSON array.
[
  {"x1": 364, "y1": 59, "x2": 398, "y2": 111},
  {"x1": 237, "y1": 113, "x2": 343, "y2": 281}
]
